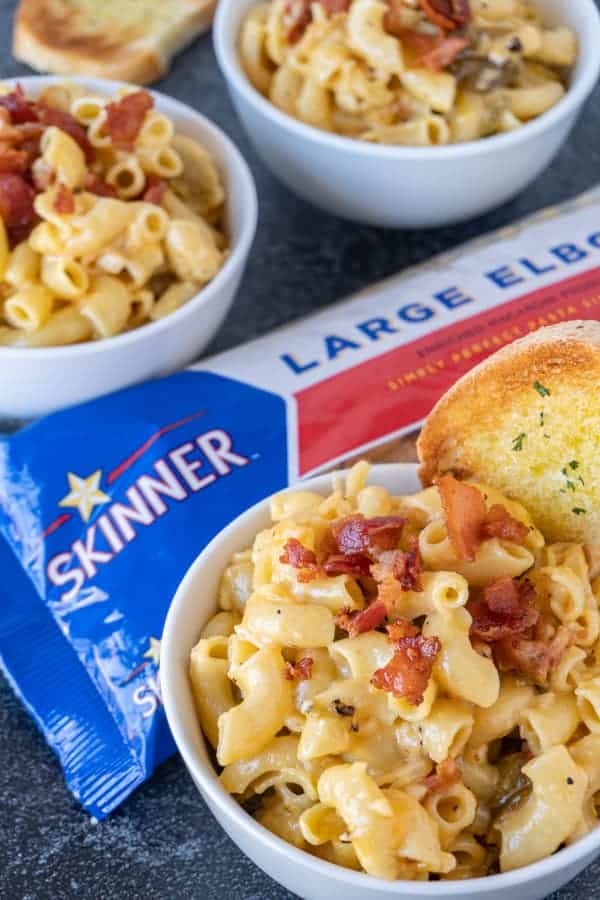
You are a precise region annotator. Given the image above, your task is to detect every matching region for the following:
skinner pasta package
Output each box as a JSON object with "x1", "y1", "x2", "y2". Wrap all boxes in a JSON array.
[{"x1": 3, "y1": 188, "x2": 600, "y2": 818}]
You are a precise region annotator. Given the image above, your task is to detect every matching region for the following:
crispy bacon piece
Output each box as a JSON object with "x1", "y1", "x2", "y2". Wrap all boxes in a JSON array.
[
  {"x1": 436, "y1": 474, "x2": 487, "y2": 561},
  {"x1": 372, "y1": 537, "x2": 423, "y2": 592},
  {"x1": 386, "y1": 27, "x2": 468, "y2": 71},
  {"x1": 423, "y1": 759, "x2": 461, "y2": 794},
  {"x1": 280, "y1": 538, "x2": 321, "y2": 582},
  {"x1": 371, "y1": 628, "x2": 441, "y2": 705},
  {"x1": 0, "y1": 145, "x2": 28, "y2": 174},
  {"x1": 143, "y1": 176, "x2": 166, "y2": 205},
  {"x1": 0, "y1": 173, "x2": 36, "y2": 242},
  {"x1": 284, "y1": 0, "x2": 312, "y2": 42},
  {"x1": 420, "y1": 35, "x2": 469, "y2": 70},
  {"x1": 37, "y1": 105, "x2": 94, "y2": 162},
  {"x1": 336, "y1": 599, "x2": 388, "y2": 637},
  {"x1": 105, "y1": 90, "x2": 153, "y2": 151},
  {"x1": 84, "y1": 172, "x2": 118, "y2": 198},
  {"x1": 53, "y1": 183, "x2": 75, "y2": 214},
  {"x1": 437, "y1": 475, "x2": 528, "y2": 561},
  {"x1": 0, "y1": 86, "x2": 38, "y2": 124},
  {"x1": 322, "y1": 553, "x2": 372, "y2": 577},
  {"x1": 419, "y1": 0, "x2": 470, "y2": 30},
  {"x1": 280, "y1": 537, "x2": 318, "y2": 568},
  {"x1": 495, "y1": 623, "x2": 571, "y2": 685},
  {"x1": 481, "y1": 505, "x2": 529, "y2": 544},
  {"x1": 332, "y1": 514, "x2": 407, "y2": 557},
  {"x1": 468, "y1": 577, "x2": 539, "y2": 643},
  {"x1": 387, "y1": 617, "x2": 419, "y2": 642},
  {"x1": 284, "y1": 657, "x2": 314, "y2": 681}
]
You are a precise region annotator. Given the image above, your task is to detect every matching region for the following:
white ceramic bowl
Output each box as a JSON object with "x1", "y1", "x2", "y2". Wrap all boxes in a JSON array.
[
  {"x1": 0, "y1": 75, "x2": 257, "y2": 420},
  {"x1": 214, "y1": 0, "x2": 600, "y2": 228},
  {"x1": 162, "y1": 463, "x2": 600, "y2": 900}
]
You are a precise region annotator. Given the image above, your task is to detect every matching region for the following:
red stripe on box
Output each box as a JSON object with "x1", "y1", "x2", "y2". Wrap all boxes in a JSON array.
[{"x1": 295, "y1": 266, "x2": 600, "y2": 475}]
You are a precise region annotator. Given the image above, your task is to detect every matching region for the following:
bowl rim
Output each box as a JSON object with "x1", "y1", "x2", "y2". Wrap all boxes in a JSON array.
[
  {"x1": 214, "y1": 0, "x2": 600, "y2": 162},
  {"x1": 0, "y1": 74, "x2": 258, "y2": 360},
  {"x1": 162, "y1": 462, "x2": 600, "y2": 896}
]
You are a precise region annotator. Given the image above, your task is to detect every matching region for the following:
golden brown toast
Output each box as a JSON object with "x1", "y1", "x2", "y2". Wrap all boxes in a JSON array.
[
  {"x1": 417, "y1": 321, "x2": 600, "y2": 544},
  {"x1": 13, "y1": 0, "x2": 216, "y2": 84}
]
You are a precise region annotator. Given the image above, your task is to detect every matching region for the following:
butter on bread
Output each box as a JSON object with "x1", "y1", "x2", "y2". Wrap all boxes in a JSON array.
[
  {"x1": 13, "y1": 0, "x2": 216, "y2": 84},
  {"x1": 418, "y1": 321, "x2": 600, "y2": 544}
]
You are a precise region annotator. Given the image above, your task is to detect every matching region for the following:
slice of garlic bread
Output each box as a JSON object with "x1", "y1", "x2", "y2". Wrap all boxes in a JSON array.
[
  {"x1": 417, "y1": 321, "x2": 600, "y2": 544},
  {"x1": 13, "y1": 0, "x2": 216, "y2": 84}
]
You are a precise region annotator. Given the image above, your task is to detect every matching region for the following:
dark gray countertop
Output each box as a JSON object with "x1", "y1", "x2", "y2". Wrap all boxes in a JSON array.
[{"x1": 1, "y1": 0, "x2": 600, "y2": 896}]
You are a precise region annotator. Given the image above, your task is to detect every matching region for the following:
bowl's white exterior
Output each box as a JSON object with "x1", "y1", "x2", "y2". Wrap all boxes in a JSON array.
[
  {"x1": 214, "y1": 0, "x2": 600, "y2": 228},
  {"x1": 161, "y1": 463, "x2": 600, "y2": 900},
  {"x1": 0, "y1": 76, "x2": 257, "y2": 420}
]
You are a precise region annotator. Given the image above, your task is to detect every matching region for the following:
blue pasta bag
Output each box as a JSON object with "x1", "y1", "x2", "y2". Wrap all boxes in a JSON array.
[{"x1": 0, "y1": 371, "x2": 288, "y2": 819}]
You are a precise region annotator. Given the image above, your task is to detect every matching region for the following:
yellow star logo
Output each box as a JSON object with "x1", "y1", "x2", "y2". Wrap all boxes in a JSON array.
[
  {"x1": 59, "y1": 470, "x2": 110, "y2": 523},
  {"x1": 144, "y1": 636, "x2": 161, "y2": 666}
]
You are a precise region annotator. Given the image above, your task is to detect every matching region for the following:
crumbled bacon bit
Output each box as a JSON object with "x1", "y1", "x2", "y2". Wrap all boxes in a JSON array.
[
  {"x1": 336, "y1": 599, "x2": 388, "y2": 637},
  {"x1": 371, "y1": 627, "x2": 441, "y2": 705},
  {"x1": 386, "y1": 617, "x2": 420, "y2": 642},
  {"x1": 420, "y1": 35, "x2": 469, "y2": 70},
  {"x1": 143, "y1": 176, "x2": 166, "y2": 205},
  {"x1": 84, "y1": 172, "x2": 117, "y2": 198},
  {"x1": 436, "y1": 475, "x2": 487, "y2": 561},
  {"x1": 322, "y1": 553, "x2": 372, "y2": 577},
  {"x1": 105, "y1": 90, "x2": 153, "y2": 151},
  {"x1": 468, "y1": 577, "x2": 539, "y2": 643},
  {"x1": 495, "y1": 623, "x2": 571, "y2": 685},
  {"x1": 419, "y1": 0, "x2": 471, "y2": 30},
  {"x1": 0, "y1": 86, "x2": 38, "y2": 124},
  {"x1": 436, "y1": 475, "x2": 528, "y2": 561},
  {"x1": 0, "y1": 173, "x2": 36, "y2": 243},
  {"x1": 284, "y1": 657, "x2": 313, "y2": 681},
  {"x1": 0, "y1": 145, "x2": 28, "y2": 174},
  {"x1": 372, "y1": 538, "x2": 423, "y2": 591},
  {"x1": 280, "y1": 538, "x2": 321, "y2": 582},
  {"x1": 481, "y1": 505, "x2": 529, "y2": 544},
  {"x1": 423, "y1": 759, "x2": 461, "y2": 794},
  {"x1": 37, "y1": 105, "x2": 94, "y2": 162},
  {"x1": 53, "y1": 183, "x2": 75, "y2": 214},
  {"x1": 383, "y1": 0, "x2": 407, "y2": 37},
  {"x1": 320, "y1": 0, "x2": 350, "y2": 11},
  {"x1": 332, "y1": 514, "x2": 407, "y2": 557},
  {"x1": 386, "y1": 27, "x2": 469, "y2": 71}
]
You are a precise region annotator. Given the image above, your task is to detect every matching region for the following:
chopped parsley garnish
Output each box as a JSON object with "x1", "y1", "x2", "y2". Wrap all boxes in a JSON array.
[
  {"x1": 533, "y1": 380, "x2": 551, "y2": 397},
  {"x1": 573, "y1": 508, "x2": 587, "y2": 516},
  {"x1": 512, "y1": 433, "x2": 526, "y2": 451},
  {"x1": 569, "y1": 460, "x2": 579, "y2": 470},
  {"x1": 539, "y1": 411, "x2": 545, "y2": 427}
]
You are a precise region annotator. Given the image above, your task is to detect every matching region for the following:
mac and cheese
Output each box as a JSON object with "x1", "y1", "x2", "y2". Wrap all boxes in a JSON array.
[
  {"x1": 240, "y1": 0, "x2": 577, "y2": 145},
  {"x1": 0, "y1": 83, "x2": 227, "y2": 347},
  {"x1": 191, "y1": 463, "x2": 599, "y2": 880}
]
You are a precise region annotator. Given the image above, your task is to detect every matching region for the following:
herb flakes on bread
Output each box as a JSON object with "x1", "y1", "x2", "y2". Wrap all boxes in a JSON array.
[
  {"x1": 13, "y1": 0, "x2": 216, "y2": 84},
  {"x1": 418, "y1": 321, "x2": 600, "y2": 545}
]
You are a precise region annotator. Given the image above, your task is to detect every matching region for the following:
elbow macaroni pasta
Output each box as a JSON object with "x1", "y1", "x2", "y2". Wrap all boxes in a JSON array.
[
  {"x1": 240, "y1": 0, "x2": 576, "y2": 145},
  {"x1": 0, "y1": 82, "x2": 228, "y2": 348},
  {"x1": 190, "y1": 463, "x2": 600, "y2": 881}
]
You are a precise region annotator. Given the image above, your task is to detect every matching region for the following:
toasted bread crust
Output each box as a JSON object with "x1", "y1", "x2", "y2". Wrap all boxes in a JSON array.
[
  {"x1": 417, "y1": 321, "x2": 600, "y2": 543},
  {"x1": 13, "y1": 0, "x2": 216, "y2": 84}
]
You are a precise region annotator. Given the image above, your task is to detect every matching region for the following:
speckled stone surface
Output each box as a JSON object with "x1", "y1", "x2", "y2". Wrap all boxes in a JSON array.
[{"x1": 1, "y1": 0, "x2": 600, "y2": 896}]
